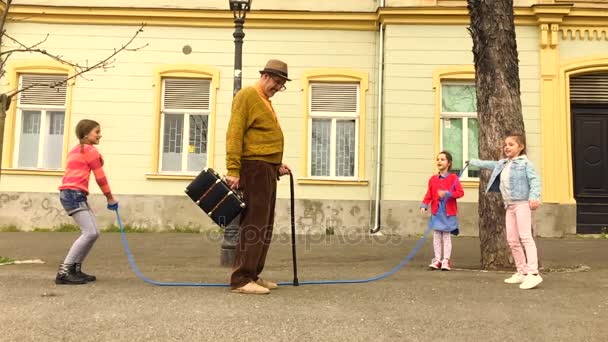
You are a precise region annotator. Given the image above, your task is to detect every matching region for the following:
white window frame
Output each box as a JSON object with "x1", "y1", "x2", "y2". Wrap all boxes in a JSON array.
[
  {"x1": 158, "y1": 78, "x2": 211, "y2": 174},
  {"x1": 13, "y1": 74, "x2": 66, "y2": 170},
  {"x1": 439, "y1": 81, "x2": 479, "y2": 181},
  {"x1": 307, "y1": 82, "x2": 360, "y2": 180}
]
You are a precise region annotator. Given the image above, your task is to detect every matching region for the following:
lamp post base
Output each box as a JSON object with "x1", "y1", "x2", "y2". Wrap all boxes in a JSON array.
[
  {"x1": 220, "y1": 247, "x2": 235, "y2": 267},
  {"x1": 220, "y1": 215, "x2": 240, "y2": 267}
]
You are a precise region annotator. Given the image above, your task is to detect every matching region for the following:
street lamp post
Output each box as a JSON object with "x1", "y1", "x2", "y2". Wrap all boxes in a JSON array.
[
  {"x1": 221, "y1": 0, "x2": 252, "y2": 266},
  {"x1": 229, "y1": 0, "x2": 252, "y2": 96}
]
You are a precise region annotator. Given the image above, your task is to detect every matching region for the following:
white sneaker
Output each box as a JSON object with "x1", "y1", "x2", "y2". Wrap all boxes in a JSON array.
[
  {"x1": 504, "y1": 273, "x2": 525, "y2": 284},
  {"x1": 519, "y1": 274, "x2": 543, "y2": 290}
]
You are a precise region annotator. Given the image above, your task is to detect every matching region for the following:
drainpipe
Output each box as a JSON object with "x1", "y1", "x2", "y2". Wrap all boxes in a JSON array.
[{"x1": 370, "y1": 0, "x2": 385, "y2": 234}]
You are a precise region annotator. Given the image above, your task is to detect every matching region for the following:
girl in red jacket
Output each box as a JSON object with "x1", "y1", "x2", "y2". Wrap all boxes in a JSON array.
[{"x1": 420, "y1": 151, "x2": 464, "y2": 271}]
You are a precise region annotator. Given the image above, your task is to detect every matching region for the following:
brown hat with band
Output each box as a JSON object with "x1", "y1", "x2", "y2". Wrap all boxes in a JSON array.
[{"x1": 259, "y1": 59, "x2": 291, "y2": 81}]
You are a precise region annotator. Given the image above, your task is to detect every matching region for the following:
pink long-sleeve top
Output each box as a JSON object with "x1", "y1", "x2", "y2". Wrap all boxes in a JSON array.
[{"x1": 59, "y1": 144, "x2": 112, "y2": 197}]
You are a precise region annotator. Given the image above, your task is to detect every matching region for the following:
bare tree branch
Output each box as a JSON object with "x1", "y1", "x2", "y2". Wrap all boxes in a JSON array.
[
  {"x1": 0, "y1": 0, "x2": 11, "y2": 49},
  {"x1": 5, "y1": 24, "x2": 148, "y2": 98},
  {"x1": 2, "y1": 32, "x2": 50, "y2": 54}
]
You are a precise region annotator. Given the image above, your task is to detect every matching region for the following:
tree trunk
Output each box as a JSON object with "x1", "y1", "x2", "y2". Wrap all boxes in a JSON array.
[
  {"x1": 0, "y1": 95, "x2": 8, "y2": 179},
  {"x1": 0, "y1": 1, "x2": 12, "y2": 179},
  {"x1": 467, "y1": 0, "x2": 525, "y2": 269}
]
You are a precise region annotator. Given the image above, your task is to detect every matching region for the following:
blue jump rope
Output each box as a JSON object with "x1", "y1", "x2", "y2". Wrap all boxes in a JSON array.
[{"x1": 113, "y1": 163, "x2": 469, "y2": 287}]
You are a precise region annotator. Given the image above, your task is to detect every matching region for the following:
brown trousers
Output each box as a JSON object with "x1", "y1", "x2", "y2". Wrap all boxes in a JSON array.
[{"x1": 230, "y1": 160, "x2": 278, "y2": 289}]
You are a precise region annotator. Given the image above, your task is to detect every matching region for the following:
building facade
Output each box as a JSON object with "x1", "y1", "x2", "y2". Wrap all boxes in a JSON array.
[{"x1": 1, "y1": 0, "x2": 607, "y2": 236}]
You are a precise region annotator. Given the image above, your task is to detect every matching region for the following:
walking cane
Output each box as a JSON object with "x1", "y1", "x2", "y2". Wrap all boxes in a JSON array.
[{"x1": 289, "y1": 171, "x2": 299, "y2": 286}]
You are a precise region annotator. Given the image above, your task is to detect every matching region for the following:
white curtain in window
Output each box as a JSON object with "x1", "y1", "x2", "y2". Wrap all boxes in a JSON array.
[
  {"x1": 309, "y1": 82, "x2": 359, "y2": 178},
  {"x1": 311, "y1": 119, "x2": 331, "y2": 177},
  {"x1": 44, "y1": 111, "x2": 65, "y2": 169},
  {"x1": 336, "y1": 120, "x2": 355, "y2": 177},
  {"x1": 18, "y1": 111, "x2": 41, "y2": 168},
  {"x1": 16, "y1": 74, "x2": 67, "y2": 169},
  {"x1": 162, "y1": 114, "x2": 183, "y2": 172},
  {"x1": 160, "y1": 78, "x2": 211, "y2": 173}
]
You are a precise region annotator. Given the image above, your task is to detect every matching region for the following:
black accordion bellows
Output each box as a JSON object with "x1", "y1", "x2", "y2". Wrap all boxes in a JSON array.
[{"x1": 185, "y1": 168, "x2": 245, "y2": 228}]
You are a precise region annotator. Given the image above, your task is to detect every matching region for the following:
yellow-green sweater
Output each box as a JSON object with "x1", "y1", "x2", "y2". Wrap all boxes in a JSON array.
[{"x1": 226, "y1": 86, "x2": 284, "y2": 177}]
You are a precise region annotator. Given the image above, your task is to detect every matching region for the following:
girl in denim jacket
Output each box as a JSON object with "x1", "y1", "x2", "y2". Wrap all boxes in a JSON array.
[{"x1": 469, "y1": 134, "x2": 542, "y2": 290}]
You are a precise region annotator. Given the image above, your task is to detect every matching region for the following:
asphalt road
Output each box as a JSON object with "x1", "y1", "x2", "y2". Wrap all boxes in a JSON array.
[{"x1": 1, "y1": 232, "x2": 607, "y2": 341}]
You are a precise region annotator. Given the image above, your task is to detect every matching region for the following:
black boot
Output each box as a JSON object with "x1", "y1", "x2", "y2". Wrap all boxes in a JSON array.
[
  {"x1": 74, "y1": 263, "x2": 96, "y2": 282},
  {"x1": 55, "y1": 263, "x2": 87, "y2": 285}
]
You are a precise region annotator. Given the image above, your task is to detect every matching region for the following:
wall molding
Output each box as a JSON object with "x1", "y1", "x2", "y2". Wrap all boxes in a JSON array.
[
  {"x1": 561, "y1": 27, "x2": 608, "y2": 41},
  {"x1": 4, "y1": 4, "x2": 608, "y2": 30}
]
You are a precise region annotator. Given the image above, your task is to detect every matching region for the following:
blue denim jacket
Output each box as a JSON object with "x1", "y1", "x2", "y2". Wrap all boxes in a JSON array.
[{"x1": 469, "y1": 156, "x2": 541, "y2": 201}]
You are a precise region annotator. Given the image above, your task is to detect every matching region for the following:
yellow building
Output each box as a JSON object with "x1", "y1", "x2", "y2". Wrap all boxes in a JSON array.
[{"x1": 1, "y1": 0, "x2": 607, "y2": 236}]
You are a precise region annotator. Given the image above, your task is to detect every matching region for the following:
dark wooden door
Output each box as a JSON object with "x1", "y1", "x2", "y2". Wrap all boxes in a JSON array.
[{"x1": 571, "y1": 105, "x2": 608, "y2": 234}]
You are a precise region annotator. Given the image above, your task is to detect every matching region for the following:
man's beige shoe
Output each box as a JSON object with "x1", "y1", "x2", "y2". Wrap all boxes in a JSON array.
[
  {"x1": 231, "y1": 281, "x2": 270, "y2": 294},
  {"x1": 256, "y1": 278, "x2": 278, "y2": 290}
]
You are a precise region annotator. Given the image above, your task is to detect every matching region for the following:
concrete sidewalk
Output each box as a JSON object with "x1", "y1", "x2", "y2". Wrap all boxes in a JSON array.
[{"x1": 1, "y1": 232, "x2": 607, "y2": 341}]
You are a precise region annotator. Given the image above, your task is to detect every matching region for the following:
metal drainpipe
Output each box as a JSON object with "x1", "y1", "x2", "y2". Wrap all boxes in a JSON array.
[{"x1": 370, "y1": 1, "x2": 385, "y2": 234}]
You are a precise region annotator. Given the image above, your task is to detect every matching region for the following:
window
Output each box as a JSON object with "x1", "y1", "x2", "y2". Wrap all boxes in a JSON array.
[
  {"x1": 440, "y1": 82, "x2": 480, "y2": 179},
  {"x1": 308, "y1": 82, "x2": 359, "y2": 179},
  {"x1": 159, "y1": 78, "x2": 211, "y2": 173},
  {"x1": 14, "y1": 74, "x2": 67, "y2": 169}
]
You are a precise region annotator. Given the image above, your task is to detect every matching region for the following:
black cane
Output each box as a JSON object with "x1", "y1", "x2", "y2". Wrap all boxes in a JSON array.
[{"x1": 289, "y1": 171, "x2": 299, "y2": 286}]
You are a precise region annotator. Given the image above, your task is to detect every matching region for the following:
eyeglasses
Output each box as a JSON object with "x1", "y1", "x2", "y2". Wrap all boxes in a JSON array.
[{"x1": 270, "y1": 76, "x2": 287, "y2": 92}]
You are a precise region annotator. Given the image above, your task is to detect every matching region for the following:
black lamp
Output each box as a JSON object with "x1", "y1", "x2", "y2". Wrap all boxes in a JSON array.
[{"x1": 221, "y1": 0, "x2": 252, "y2": 266}]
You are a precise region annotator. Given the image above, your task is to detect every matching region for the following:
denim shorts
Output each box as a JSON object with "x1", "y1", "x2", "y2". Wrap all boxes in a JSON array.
[{"x1": 59, "y1": 189, "x2": 90, "y2": 216}]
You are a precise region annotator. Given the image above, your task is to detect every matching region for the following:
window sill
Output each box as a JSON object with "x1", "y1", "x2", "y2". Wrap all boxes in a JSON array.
[
  {"x1": 461, "y1": 180, "x2": 480, "y2": 188},
  {"x1": 297, "y1": 178, "x2": 369, "y2": 186},
  {"x1": 145, "y1": 173, "x2": 197, "y2": 180},
  {"x1": 1, "y1": 168, "x2": 64, "y2": 176}
]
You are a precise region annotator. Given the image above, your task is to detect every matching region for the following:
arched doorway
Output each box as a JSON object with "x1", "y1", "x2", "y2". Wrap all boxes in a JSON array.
[{"x1": 570, "y1": 72, "x2": 608, "y2": 234}]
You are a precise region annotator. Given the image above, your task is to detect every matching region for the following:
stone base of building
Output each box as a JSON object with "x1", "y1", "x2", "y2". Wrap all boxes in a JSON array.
[{"x1": 0, "y1": 192, "x2": 576, "y2": 237}]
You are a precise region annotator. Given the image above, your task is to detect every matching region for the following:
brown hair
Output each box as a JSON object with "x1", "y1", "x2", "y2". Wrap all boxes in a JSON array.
[
  {"x1": 505, "y1": 133, "x2": 527, "y2": 156},
  {"x1": 438, "y1": 150, "x2": 453, "y2": 171},
  {"x1": 75, "y1": 119, "x2": 100, "y2": 152}
]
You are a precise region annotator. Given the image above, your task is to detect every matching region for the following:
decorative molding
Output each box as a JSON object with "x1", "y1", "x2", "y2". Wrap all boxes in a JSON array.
[
  {"x1": 460, "y1": 180, "x2": 479, "y2": 189},
  {"x1": 541, "y1": 23, "x2": 561, "y2": 47},
  {"x1": 553, "y1": 56, "x2": 608, "y2": 203},
  {"x1": 297, "y1": 178, "x2": 369, "y2": 186},
  {"x1": 4, "y1": 4, "x2": 608, "y2": 30},
  {"x1": 7, "y1": 6, "x2": 378, "y2": 31},
  {"x1": 300, "y1": 69, "x2": 369, "y2": 181},
  {"x1": 145, "y1": 173, "x2": 196, "y2": 180},
  {"x1": 150, "y1": 64, "x2": 220, "y2": 174},
  {"x1": 3, "y1": 60, "x2": 75, "y2": 170},
  {"x1": 0, "y1": 169, "x2": 64, "y2": 176},
  {"x1": 561, "y1": 27, "x2": 608, "y2": 41},
  {"x1": 431, "y1": 65, "x2": 476, "y2": 180}
]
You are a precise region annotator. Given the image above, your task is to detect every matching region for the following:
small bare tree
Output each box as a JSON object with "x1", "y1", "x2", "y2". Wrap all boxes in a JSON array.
[
  {"x1": 0, "y1": 0, "x2": 147, "y2": 177},
  {"x1": 468, "y1": 0, "x2": 525, "y2": 269}
]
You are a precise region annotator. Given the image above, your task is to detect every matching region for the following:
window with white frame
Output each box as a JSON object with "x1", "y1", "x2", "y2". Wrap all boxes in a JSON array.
[
  {"x1": 440, "y1": 82, "x2": 480, "y2": 179},
  {"x1": 308, "y1": 82, "x2": 359, "y2": 178},
  {"x1": 160, "y1": 78, "x2": 211, "y2": 173},
  {"x1": 14, "y1": 74, "x2": 67, "y2": 169}
]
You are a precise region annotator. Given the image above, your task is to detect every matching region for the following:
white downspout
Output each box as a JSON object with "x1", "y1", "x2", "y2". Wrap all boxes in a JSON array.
[{"x1": 370, "y1": 0, "x2": 385, "y2": 234}]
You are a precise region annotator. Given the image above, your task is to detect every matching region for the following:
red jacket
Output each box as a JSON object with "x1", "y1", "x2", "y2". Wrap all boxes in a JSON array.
[{"x1": 421, "y1": 173, "x2": 464, "y2": 216}]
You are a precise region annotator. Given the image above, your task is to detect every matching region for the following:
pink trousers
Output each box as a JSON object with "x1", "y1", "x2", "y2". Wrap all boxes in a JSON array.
[{"x1": 505, "y1": 202, "x2": 539, "y2": 275}]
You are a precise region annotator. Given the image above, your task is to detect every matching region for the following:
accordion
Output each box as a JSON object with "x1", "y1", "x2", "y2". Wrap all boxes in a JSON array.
[{"x1": 185, "y1": 168, "x2": 245, "y2": 228}]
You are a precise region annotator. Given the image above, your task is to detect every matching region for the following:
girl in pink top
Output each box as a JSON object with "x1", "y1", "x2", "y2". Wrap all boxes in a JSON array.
[{"x1": 56, "y1": 119, "x2": 117, "y2": 285}]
